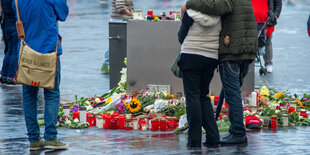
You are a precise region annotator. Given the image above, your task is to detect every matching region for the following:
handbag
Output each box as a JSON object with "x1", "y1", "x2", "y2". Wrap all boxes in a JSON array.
[
  {"x1": 14, "y1": 0, "x2": 58, "y2": 89},
  {"x1": 170, "y1": 53, "x2": 182, "y2": 78}
]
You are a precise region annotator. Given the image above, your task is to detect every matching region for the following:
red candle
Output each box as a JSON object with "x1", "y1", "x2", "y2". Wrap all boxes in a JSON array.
[
  {"x1": 271, "y1": 115, "x2": 277, "y2": 128},
  {"x1": 73, "y1": 111, "x2": 79, "y2": 120},
  {"x1": 112, "y1": 112, "x2": 119, "y2": 118},
  {"x1": 125, "y1": 119, "x2": 132, "y2": 130},
  {"x1": 147, "y1": 9, "x2": 153, "y2": 17},
  {"x1": 118, "y1": 115, "x2": 125, "y2": 129},
  {"x1": 104, "y1": 115, "x2": 111, "y2": 129},
  {"x1": 160, "y1": 119, "x2": 167, "y2": 131},
  {"x1": 109, "y1": 117, "x2": 118, "y2": 130},
  {"x1": 86, "y1": 113, "x2": 96, "y2": 127},
  {"x1": 167, "y1": 118, "x2": 174, "y2": 130},
  {"x1": 151, "y1": 119, "x2": 159, "y2": 131},
  {"x1": 214, "y1": 95, "x2": 219, "y2": 106},
  {"x1": 300, "y1": 109, "x2": 308, "y2": 118},
  {"x1": 138, "y1": 116, "x2": 147, "y2": 130}
]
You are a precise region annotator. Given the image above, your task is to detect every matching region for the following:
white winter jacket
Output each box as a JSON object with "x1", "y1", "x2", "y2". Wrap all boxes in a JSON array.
[{"x1": 181, "y1": 9, "x2": 221, "y2": 60}]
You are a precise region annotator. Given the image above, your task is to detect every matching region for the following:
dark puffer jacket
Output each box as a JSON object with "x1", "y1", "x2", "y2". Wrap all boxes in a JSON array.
[{"x1": 186, "y1": 0, "x2": 258, "y2": 62}]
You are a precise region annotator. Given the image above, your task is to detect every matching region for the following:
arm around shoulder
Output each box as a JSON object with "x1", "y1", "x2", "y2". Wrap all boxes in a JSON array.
[{"x1": 186, "y1": 0, "x2": 233, "y2": 16}]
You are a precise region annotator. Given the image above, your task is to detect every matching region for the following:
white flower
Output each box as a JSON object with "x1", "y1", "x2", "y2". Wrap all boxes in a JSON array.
[
  {"x1": 275, "y1": 110, "x2": 280, "y2": 114},
  {"x1": 85, "y1": 101, "x2": 91, "y2": 105},
  {"x1": 65, "y1": 120, "x2": 72, "y2": 126},
  {"x1": 74, "y1": 118, "x2": 79, "y2": 123},
  {"x1": 299, "y1": 116, "x2": 304, "y2": 120},
  {"x1": 95, "y1": 98, "x2": 101, "y2": 103}
]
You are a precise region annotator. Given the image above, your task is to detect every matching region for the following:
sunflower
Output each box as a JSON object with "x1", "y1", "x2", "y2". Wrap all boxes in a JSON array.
[{"x1": 127, "y1": 97, "x2": 141, "y2": 113}]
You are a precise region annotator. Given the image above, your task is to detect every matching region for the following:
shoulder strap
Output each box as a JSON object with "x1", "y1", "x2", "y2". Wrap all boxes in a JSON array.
[{"x1": 14, "y1": 0, "x2": 25, "y2": 41}]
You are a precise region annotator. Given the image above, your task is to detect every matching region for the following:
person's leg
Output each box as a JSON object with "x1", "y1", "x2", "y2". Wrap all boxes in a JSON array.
[
  {"x1": 0, "y1": 28, "x2": 12, "y2": 82},
  {"x1": 44, "y1": 58, "x2": 61, "y2": 141},
  {"x1": 43, "y1": 58, "x2": 67, "y2": 150},
  {"x1": 219, "y1": 61, "x2": 246, "y2": 137},
  {"x1": 7, "y1": 25, "x2": 19, "y2": 79},
  {"x1": 22, "y1": 85, "x2": 40, "y2": 143},
  {"x1": 200, "y1": 59, "x2": 219, "y2": 145},
  {"x1": 264, "y1": 35, "x2": 273, "y2": 69},
  {"x1": 179, "y1": 54, "x2": 202, "y2": 147},
  {"x1": 101, "y1": 49, "x2": 110, "y2": 73}
]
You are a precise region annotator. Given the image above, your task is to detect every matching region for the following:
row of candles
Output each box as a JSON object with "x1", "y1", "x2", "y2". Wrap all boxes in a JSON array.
[{"x1": 63, "y1": 105, "x2": 178, "y2": 131}]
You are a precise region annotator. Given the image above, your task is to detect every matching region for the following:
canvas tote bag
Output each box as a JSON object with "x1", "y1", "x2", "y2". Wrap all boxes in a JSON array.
[{"x1": 15, "y1": 0, "x2": 58, "y2": 89}]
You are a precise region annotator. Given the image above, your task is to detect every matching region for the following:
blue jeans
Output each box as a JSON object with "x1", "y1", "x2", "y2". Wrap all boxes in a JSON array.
[
  {"x1": 1, "y1": 22, "x2": 19, "y2": 78},
  {"x1": 23, "y1": 57, "x2": 61, "y2": 143},
  {"x1": 179, "y1": 54, "x2": 220, "y2": 146},
  {"x1": 219, "y1": 60, "x2": 250, "y2": 137},
  {"x1": 102, "y1": 49, "x2": 109, "y2": 66}
]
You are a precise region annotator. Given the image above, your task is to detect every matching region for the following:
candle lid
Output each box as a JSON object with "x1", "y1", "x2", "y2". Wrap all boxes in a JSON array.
[
  {"x1": 301, "y1": 109, "x2": 306, "y2": 112},
  {"x1": 63, "y1": 105, "x2": 70, "y2": 109},
  {"x1": 282, "y1": 114, "x2": 288, "y2": 117},
  {"x1": 80, "y1": 106, "x2": 87, "y2": 111}
]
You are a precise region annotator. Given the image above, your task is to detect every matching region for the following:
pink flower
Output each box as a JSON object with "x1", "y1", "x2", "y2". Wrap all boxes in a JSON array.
[
  {"x1": 285, "y1": 103, "x2": 290, "y2": 107},
  {"x1": 62, "y1": 116, "x2": 67, "y2": 120},
  {"x1": 280, "y1": 103, "x2": 284, "y2": 107},
  {"x1": 276, "y1": 106, "x2": 280, "y2": 110}
]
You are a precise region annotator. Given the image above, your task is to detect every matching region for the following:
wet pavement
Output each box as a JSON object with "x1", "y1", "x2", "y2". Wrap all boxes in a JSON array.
[{"x1": 0, "y1": 0, "x2": 310, "y2": 154}]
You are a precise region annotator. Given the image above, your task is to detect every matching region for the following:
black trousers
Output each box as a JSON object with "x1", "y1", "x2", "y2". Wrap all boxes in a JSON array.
[{"x1": 179, "y1": 53, "x2": 220, "y2": 146}]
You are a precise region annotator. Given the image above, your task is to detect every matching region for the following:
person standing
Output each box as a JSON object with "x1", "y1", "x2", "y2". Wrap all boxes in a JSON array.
[
  {"x1": 178, "y1": 9, "x2": 221, "y2": 148},
  {"x1": 0, "y1": 0, "x2": 18, "y2": 85},
  {"x1": 264, "y1": 0, "x2": 282, "y2": 73},
  {"x1": 13, "y1": 0, "x2": 69, "y2": 151},
  {"x1": 101, "y1": 0, "x2": 133, "y2": 73},
  {"x1": 184, "y1": 0, "x2": 258, "y2": 144}
]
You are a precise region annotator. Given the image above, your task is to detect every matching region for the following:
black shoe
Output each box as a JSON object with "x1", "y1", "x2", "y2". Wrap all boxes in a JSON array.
[
  {"x1": 203, "y1": 142, "x2": 219, "y2": 148},
  {"x1": 0, "y1": 77, "x2": 7, "y2": 84},
  {"x1": 220, "y1": 135, "x2": 247, "y2": 145},
  {"x1": 6, "y1": 78, "x2": 17, "y2": 85},
  {"x1": 186, "y1": 143, "x2": 201, "y2": 148}
]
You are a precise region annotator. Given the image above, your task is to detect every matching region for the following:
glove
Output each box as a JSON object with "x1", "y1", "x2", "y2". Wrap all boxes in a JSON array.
[{"x1": 267, "y1": 11, "x2": 277, "y2": 26}]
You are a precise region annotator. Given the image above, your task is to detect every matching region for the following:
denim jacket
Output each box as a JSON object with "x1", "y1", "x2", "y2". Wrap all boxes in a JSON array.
[{"x1": 13, "y1": 0, "x2": 69, "y2": 55}]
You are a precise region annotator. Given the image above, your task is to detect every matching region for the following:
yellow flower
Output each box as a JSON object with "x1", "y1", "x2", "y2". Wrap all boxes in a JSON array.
[
  {"x1": 295, "y1": 99, "x2": 303, "y2": 106},
  {"x1": 127, "y1": 97, "x2": 141, "y2": 113},
  {"x1": 260, "y1": 86, "x2": 270, "y2": 96},
  {"x1": 106, "y1": 97, "x2": 112, "y2": 104},
  {"x1": 166, "y1": 93, "x2": 175, "y2": 99},
  {"x1": 273, "y1": 92, "x2": 283, "y2": 99}
]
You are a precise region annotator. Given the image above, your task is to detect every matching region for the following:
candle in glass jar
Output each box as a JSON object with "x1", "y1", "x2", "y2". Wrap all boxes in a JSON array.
[
  {"x1": 132, "y1": 117, "x2": 138, "y2": 130},
  {"x1": 118, "y1": 115, "x2": 125, "y2": 129},
  {"x1": 282, "y1": 114, "x2": 288, "y2": 127},
  {"x1": 300, "y1": 109, "x2": 308, "y2": 118},
  {"x1": 160, "y1": 119, "x2": 167, "y2": 131},
  {"x1": 271, "y1": 115, "x2": 277, "y2": 128},
  {"x1": 73, "y1": 111, "x2": 79, "y2": 120},
  {"x1": 79, "y1": 106, "x2": 87, "y2": 123},
  {"x1": 96, "y1": 115, "x2": 104, "y2": 128},
  {"x1": 104, "y1": 115, "x2": 112, "y2": 129},
  {"x1": 151, "y1": 118, "x2": 159, "y2": 131},
  {"x1": 63, "y1": 105, "x2": 70, "y2": 117},
  {"x1": 125, "y1": 119, "x2": 132, "y2": 130},
  {"x1": 138, "y1": 116, "x2": 147, "y2": 130}
]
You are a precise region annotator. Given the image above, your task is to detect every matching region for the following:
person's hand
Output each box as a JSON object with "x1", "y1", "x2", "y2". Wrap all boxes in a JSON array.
[
  {"x1": 124, "y1": 9, "x2": 132, "y2": 16},
  {"x1": 181, "y1": 3, "x2": 187, "y2": 17}
]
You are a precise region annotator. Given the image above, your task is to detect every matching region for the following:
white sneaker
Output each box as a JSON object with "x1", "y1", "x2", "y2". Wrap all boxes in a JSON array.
[{"x1": 266, "y1": 65, "x2": 273, "y2": 73}]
